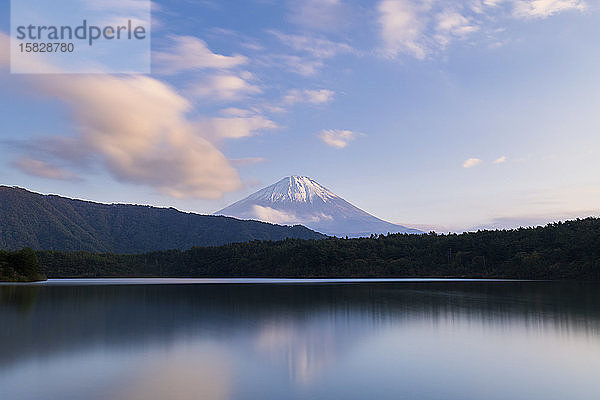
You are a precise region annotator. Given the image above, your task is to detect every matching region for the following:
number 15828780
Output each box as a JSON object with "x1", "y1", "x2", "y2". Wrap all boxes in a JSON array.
[{"x1": 19, "y1": 42, "x2": 74, "y2": 53}]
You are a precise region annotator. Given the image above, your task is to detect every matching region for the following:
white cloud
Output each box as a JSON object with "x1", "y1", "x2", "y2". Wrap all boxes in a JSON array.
[
  {"x1": 153, "y1": 35, "x2": 247, "y2": 75},
  {"x1": 267, "y1": 30, "x2": 354, "y2": 76},
  {"x1": 377, "y1": 0, "x2": 588, "y2": 59},
  {"x1": 269, "y1": 30, "x2": 354, "y2": 59},
  {"x1": 463, "y1": 158, "x2": 483, "y2": 168},
  {"x1": 189, "y1": 73, "x2": 261, "y2": 102},
  {"x1": 1, "y1": 33, "x2": 243, "y2": 199},
  {"x1": 258, "y1": 89, "x2": 334, "y2": 115},
  {"x1": 435, "y1": 10, "x2": 479, "y2": 46},
  {"x1": 484, "y1": 0, "x2": 506, "y2": 6},
  {"x1": 283, "y1": 89, "x2": 335, "y2": 105},
  {"x1": 513, "y1": 0, "x2": 587, "y2": 19},
  {"x1": 197, "y1": 116, "x2": 278, "y2": 141},
  {"x1": 377, "y1": 0, "x2": 429, "y2": 59},
  {"x1": 493, "y1": 155, "x2": 507, "y2": 164},
  {"x1": 252, "y1": 204, "x2": 334, "y2": 225},
  {"x1": 276, "y1": 55, "x2": 324, "y2": 76},
  {"x1": 45, "y1": 75, "x2": 242, "y2": 198},
  {"x1": 318, "y1": 129, "x2": 362, "y2": 148},
  {"x1": 253, "y1": 205, "x2": 299, "y2": 225}
]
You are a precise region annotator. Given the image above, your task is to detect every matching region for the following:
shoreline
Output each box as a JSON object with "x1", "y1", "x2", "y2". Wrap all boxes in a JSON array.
[{"x1": 1, "y1": 277, "x2": 544, "y2": 286}]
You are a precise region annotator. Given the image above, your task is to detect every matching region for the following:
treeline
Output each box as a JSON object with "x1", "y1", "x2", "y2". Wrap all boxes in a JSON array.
[
  {"x1": 36, "y1": 218, "x2": 600, "y2": 280},
  {"x1": 0, "y1": 248, "x2": 46, "y2": 282}
]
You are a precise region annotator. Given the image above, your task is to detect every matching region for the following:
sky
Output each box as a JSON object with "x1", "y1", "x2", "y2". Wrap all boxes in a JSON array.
[{"x1": 0, "y1": 0, "x2": 599, "y2": 232}]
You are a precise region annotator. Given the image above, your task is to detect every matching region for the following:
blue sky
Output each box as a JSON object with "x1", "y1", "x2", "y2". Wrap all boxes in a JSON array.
[{"x1": 1, "y1": 0, "x2": 599, "y2": 231}]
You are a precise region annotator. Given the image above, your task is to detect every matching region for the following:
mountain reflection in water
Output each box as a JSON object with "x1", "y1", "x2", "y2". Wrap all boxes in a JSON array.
[{"x1": 1, "y1": 281, "x2": 599, "y2": 400}]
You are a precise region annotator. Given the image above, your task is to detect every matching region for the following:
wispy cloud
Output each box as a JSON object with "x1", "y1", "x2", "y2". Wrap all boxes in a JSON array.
[
  {"x1": 377, "y1": 0, "x2": 430, "y2": 59},
  {"x1": 318, "y1": 129, "x2": 362, "y2": 148},
  {"x1": 257, "y1": 89, "x2": 335, "y2": 115},
  {"x1": 197, "y1": 116, "x2": 278, "y2": 141},
  {"x1": 493, "y1": 155, "x2": 507, "y2": 164},
  {"x1": 1, "y1": 33, "x2": 244, "y2": 199},
  {"x1": 267, "y1": 30, "x2": 355, "y2": 76},
  {"x1": 153, "y1": 35, "x2": 247, "y2": 75},
  {"x1": 463, "y1": 158, "x2": 483, "y2": 168},
  {"x1": 188, "y1": 73, "x2": 262, "y2": 102},
  {"x1": 512, "y1": 0, "x2": 587, "y2": 19},
  {"x1": 434, "y1": 9, "x2": 480, "y2": 46},
  {"x1": 12, "y1": 158, "x2": 80, "y2": 181},
  {"x1": 269, "y1": 30, "x2": 355, "y2": 59},
  {"x1": 377, "y1": 0, "x2": 587, "y2": 59},
  {"x1": 272, "y1": 55, "x2": 324, "y2": 76},
  {"x1": 283, "y1": 89, "x2": 335, "y2": 105}
]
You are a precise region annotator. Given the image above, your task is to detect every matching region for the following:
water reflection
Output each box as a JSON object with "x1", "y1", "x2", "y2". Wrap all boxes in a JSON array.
[{"x1": 0, "y1": 282, "x2": 599, "y2": 400}]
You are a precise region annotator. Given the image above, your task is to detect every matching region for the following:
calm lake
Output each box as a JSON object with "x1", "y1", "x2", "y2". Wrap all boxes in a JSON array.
[{"x1": 1, "y1": 279, "x2": 599, "y2": 400}]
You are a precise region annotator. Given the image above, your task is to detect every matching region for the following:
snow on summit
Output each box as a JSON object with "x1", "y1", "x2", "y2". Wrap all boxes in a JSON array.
[
  {"x1": 216, "y1": 176, "x2": 421, "y2": 237},
  {"x1": 248, "y1": 176, "x2": 337, "y2": 204}
]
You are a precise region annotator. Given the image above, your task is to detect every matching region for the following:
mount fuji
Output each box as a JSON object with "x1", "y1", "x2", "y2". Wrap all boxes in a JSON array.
[{"x1": 215, "y1": 176, "x2": 422, "y2": 237}]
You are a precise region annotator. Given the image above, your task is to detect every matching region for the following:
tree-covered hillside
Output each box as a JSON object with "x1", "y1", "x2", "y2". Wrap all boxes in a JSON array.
[
  {"x1": 0, "y1": 248, "x2": 45, "y2": 282},
  {"x1": 0, "y1": 186, "x2": 325, "y2": 253},
  {"x1": 37, "y1": 218, "x2": 600, "y2": 280}
]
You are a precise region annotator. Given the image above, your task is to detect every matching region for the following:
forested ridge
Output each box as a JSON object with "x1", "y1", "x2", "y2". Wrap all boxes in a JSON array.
[
  {"x1": 0, "y1": 186, "x2": 325, "y2": 253},
  {"x1": 37, "y1": 218, "x2": 600, "y2": 280}
]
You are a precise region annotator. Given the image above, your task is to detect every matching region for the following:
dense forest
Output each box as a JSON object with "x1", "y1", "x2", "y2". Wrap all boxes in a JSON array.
[
  {"x1": 0, "y1": 248, "x2": 45, "y2": 282},
  {"x1": 0, "y1": 186, "x2": 324, "y2": 253},
  {"x1": 37, "y1": 218, "x2": 600, "y2": 280}
]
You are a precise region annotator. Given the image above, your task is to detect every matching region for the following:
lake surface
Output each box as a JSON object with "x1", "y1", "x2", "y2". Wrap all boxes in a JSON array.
[{"x1": 1, "y1": 279, "x2": 599, "y2": 400}]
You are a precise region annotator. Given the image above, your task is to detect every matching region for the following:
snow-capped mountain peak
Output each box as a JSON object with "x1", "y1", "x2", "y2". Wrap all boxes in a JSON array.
[
  {"x1": 216, "y1": 176, "x2": 422, "y2": 237},
  {"x1": 245, "y1": 176, "x2": 337, "y2": 205}
]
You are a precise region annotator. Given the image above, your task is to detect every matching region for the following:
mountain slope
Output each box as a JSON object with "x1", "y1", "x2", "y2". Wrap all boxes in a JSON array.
[
  {"x1": 216, "y1": 176, "x2": 421, "y2": 237},
  {"x1": 0, "y1": 186, "x2": 325, "y2": 253}
]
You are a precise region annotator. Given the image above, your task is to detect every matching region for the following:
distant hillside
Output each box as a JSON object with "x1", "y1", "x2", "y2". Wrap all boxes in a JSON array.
[{"x1": 0, "y1": 186, "x2": 325, "y2": 253}]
